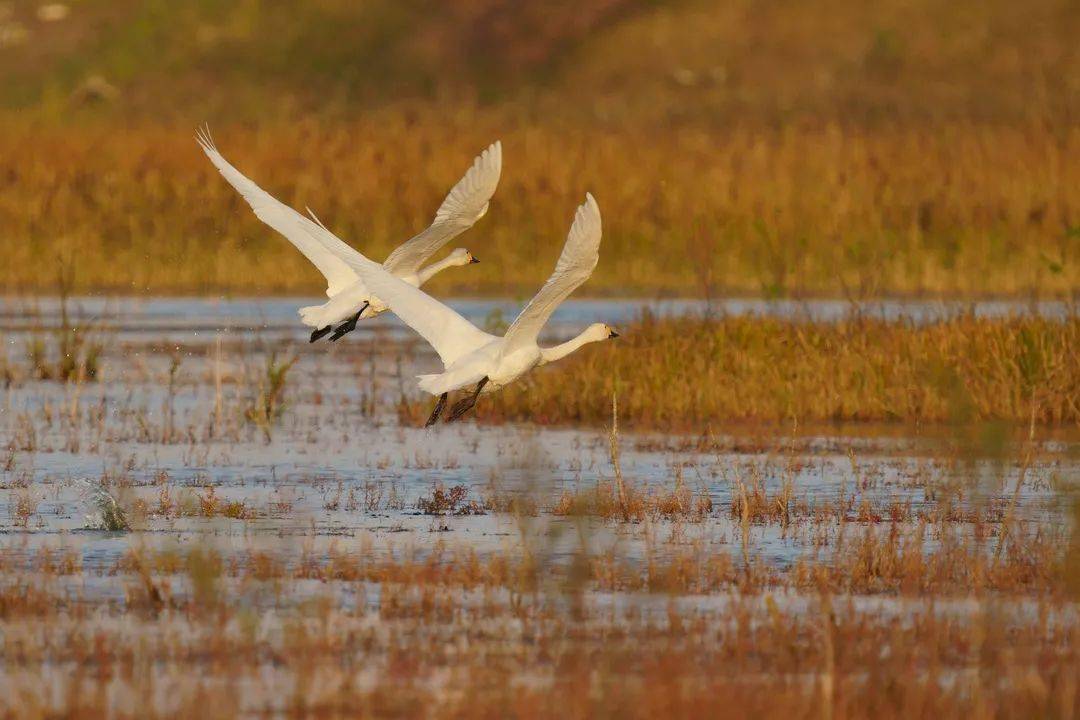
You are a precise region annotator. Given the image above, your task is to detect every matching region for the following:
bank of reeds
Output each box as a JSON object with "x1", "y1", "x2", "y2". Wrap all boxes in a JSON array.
[
  {"x1": 1, "y1": 118, "x2": 1078, "y2": 298},
  {"x1": 477, "y1": 312, "x2": 1080, "y2": 429}
]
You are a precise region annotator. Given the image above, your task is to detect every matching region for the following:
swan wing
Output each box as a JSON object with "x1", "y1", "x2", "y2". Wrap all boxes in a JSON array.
[
  {"x1": 503, "y1": 194, "x2": 602, "y2": 354},
  {"x1": 347, "y1": 255, "x2": 496, "y2": 367},
  {"x1": 196, "y1": 127, "x2": 362, "y2": 297},
  {"x1": 382, "y1": 141, "x2": 502, "y2": 275}
]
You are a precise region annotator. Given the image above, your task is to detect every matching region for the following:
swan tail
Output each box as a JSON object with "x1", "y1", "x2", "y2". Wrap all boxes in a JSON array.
[
  {"x1": 417, "y1": 374, "x2": 447, "y2": 396},
  {"x1": 298, "y1": 304, "x2": 331, "y2": 328},
  {"x1": 417, "y1": 369, "x2": 488, "y2": 397}
]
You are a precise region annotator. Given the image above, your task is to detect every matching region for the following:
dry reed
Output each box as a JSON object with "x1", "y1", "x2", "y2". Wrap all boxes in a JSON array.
[{"x1": 478, "y1": 312, "x2": 1080, "y2": 428}]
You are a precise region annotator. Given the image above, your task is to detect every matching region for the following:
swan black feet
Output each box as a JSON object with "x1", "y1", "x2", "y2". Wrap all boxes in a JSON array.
[
  {"x1": 309, "y1": 326, "x2": 333, "y2": 343},
  {"x1": 328, "y1": 302, "x2": 370, "y2": 342},
  {"x1": 446, "y1": 377, "x2": 489, "y2": 423},
  {"x1": 329, "y1": 312, "x2": 360, "y2": 342},
  {"x1": 425, "y1": 393, "x2": 448, "y2": 427}
]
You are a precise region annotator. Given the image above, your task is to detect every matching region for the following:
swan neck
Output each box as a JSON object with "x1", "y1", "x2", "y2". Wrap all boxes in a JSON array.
[
  {"x1": 417, "y1": 255, "x2": 458, "y2": 284},
  {"x1": 540, "y1": 331, "x2": 599, "y2": 365}
]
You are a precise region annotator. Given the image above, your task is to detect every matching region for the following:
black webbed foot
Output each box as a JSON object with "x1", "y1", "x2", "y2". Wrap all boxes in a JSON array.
[
  {"x1": 328, "y1": 323, "x2": 353, "y2": 342},
  {"x1": 446, "y1": 398, "x2": 474, "y2": 423},
  {"x1": 328, "y1": 302, "x2": 371, "y2": 342},
  {"x1": 425, "y1": 393, "x2": 448, "y2": 427},
  {"x1": 329, "y1": 313, "x2": 361, "y2": 342},
  {"x1": 446, "y1": 377, "x2": 489, "y2": 423}
]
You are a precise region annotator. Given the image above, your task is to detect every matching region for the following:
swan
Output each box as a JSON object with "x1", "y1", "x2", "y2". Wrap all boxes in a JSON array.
[
  {"x1": 345, "y1": 193, "x2": 619, "y2": 425},
  {"x1": 196, "y1": 127, "x2": 501, "y2": 342}
]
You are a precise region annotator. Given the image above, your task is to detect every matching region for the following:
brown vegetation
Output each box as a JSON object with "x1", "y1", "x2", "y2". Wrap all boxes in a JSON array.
[
  {"x1": 478, "y1": 312, "x2": 1080, "y2": 428},
  {"x1": 2, "y1": 119, "x2": 1078, "y2": 298}
]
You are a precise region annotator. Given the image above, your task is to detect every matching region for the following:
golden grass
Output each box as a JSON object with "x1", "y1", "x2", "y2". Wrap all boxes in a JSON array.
[
  {"x1": 476, "y1": 312, "x2": 1080, "y2": 428},
  {"x1": 2, "y1": 116, "x2": 1078, "y2": 297}
]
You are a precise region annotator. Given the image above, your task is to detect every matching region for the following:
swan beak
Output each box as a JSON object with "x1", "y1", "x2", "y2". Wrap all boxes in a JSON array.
[
  {"x1": 469, "y1": 255, "x2": 480, "y2": 264},
  {"x1": 608, "y1": 330, "x2": 620, "y2": 339}
]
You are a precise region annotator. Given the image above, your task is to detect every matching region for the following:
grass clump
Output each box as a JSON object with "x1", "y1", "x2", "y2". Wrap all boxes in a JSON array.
[
  {"x1": 417, "y1": 484, "x2": 484, "y2": 516},
  {"x1": 243, "y1": 349, "x2": 297, "y2": 441},
  {"x1": 25, "y1": 266, "x2": 103, "y2": 383}
]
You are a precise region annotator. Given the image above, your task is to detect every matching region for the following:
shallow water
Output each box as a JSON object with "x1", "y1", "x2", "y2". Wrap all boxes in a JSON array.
[
  {"x1": 0, "y1": 295, "x2": 1071, "y2": 346},
  {"x1": 0, "y1": 299, "x2": 1076, "y2": 605}
]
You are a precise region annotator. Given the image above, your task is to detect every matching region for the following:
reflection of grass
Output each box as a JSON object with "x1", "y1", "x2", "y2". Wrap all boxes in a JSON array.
[
  {"x1": 477, "y1": 312, "x2": 1080, "y2": 428},
  {"x1": 2, "y1": 119, "x2": 1078, "y2": 298}
]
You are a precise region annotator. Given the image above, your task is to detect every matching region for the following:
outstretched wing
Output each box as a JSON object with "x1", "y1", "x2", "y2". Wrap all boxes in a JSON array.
[
  {"x1": 196, "y1": 126, "x2": 365, "y2": 297},
  {"x1": 502, "y1": 194, "x2": 602, "y2": 355},
  {"x1": 347, "y1": 255, "x2": 496, "y2": 367},
  {"x1": 381, "y1": 141, "x2": 501, "y2": 275}
]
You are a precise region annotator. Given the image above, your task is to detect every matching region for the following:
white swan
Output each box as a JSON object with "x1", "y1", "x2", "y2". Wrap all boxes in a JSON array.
[
  {"x1": 346, "y1": 193, "x2": 619, "y2": 425},
  {"x1": 196, "y1": 127, "x2": 501, "y2": 342}
]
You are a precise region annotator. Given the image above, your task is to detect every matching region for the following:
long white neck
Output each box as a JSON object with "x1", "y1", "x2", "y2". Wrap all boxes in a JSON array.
[
  {"x1": 539, "y1": 330, "x2": 603, "y2": 365},
  {"x1": 417, "y1": 255, "x2": 462, "y2": 285}
]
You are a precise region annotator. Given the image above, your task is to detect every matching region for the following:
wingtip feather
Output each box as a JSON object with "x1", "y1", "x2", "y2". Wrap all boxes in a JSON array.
[
  {"x1": 568, "y1": 192, "x2": 601, "y2": 242},
  {"x1": 194, "y1": 123, "x2": 218, "y2": 155}
]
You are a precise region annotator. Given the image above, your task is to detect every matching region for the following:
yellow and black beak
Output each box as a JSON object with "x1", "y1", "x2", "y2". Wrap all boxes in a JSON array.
[
  {"x1": 608, "y1": 329, "x2": 620, "y2": 339},
  {"x1": 469, "y1": 255, "x2": 480, "y2": 264}
]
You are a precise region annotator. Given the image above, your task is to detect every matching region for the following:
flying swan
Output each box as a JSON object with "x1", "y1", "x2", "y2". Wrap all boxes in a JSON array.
[
  {"x1": 346, "y1": 193, "x2": 619, "y2": 425},
  {"x1": 196, "y1": 127, "x2": 501, "y2": 342}
]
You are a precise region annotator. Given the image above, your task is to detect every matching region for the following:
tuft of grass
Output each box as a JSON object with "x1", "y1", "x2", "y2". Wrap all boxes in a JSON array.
[
  {"x1": 25, "y1": 264, "x2": 103, "y2": 383},
  {"x1": 243, "y1": 349, "x2": 297, "y2": 441},
  {"x1": 10, "y1": 489, "x2": 38, "y2": 529},
  {"x1": 417, "y1": 483, "x2": 484, "y2": 516}
]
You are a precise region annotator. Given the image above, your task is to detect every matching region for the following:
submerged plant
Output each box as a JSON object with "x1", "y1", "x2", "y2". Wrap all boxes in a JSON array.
[{"x1": 82, "y1": 481, "x2": 130, "y2": 532}]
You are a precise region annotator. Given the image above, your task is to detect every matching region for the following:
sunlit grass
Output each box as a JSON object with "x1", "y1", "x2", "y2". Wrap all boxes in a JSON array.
[
  {"x1": 2, "y1": 116, "x2": 1077, "y2": 298},
  {"x1": 477, "y1": 312, "x2": 1080, "y2": 428}
]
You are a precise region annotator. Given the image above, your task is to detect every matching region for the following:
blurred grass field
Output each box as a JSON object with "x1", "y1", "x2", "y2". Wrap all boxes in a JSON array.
[{"x1": 0, "y1": 0, "x2": 1078, "y2": 297}]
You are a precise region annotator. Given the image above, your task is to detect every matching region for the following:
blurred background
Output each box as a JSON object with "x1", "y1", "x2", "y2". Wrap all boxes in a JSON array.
[{"x1": 0, "y1": 0, "x2": 1077, "y2": 298}]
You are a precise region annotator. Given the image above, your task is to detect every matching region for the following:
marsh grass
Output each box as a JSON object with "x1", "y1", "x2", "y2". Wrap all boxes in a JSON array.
[
  {"x1": 477, "y1": 312, "x2": 1080, "y2": 429},
  {"x1": 0, "y1": 304, "x2": 1075, "y2": 719},
  {"x1": 2, "y1": 405, "x2": 1078, "y2": 716},
  {"x1": 243, "y1": 349, "x2": 297, "y2": 441},
  {"x1": 1, "y1": 119, "x2": 1078, "y2": 298},
  {"x1": 3, "y1": 0, "x2": 1080, "y2": 710},
  {"x1": 23, "y1": 267, "x2": 103, "y2": 384},
  {"x1": 416, "y1": 483, "x2": 484, "y2": 516}
]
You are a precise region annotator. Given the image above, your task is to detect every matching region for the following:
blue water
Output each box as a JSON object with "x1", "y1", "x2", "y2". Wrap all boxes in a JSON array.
[{"x1": 0, "y1": 295, "x2": 1070, "y2": 346}]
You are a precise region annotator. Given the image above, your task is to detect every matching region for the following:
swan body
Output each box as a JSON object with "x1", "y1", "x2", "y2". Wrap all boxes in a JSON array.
[
  {"x1": 296, "y1": 248, "x2": 474, "y2": 328},
  {"x1": 347, "y1": 193, "x2": 618, "y2": 423},
  {"x1": 196, "y1": 127, "x2": 500, "y2": 339}
]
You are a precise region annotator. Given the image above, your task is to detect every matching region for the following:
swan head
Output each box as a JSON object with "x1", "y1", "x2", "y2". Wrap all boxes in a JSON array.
[
  {"x1": 448, "y1": 248, "x2": 480, "y2": 266},
  {"x1": 585, "y1": 322, "x2": 620, "y2": 342}
]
